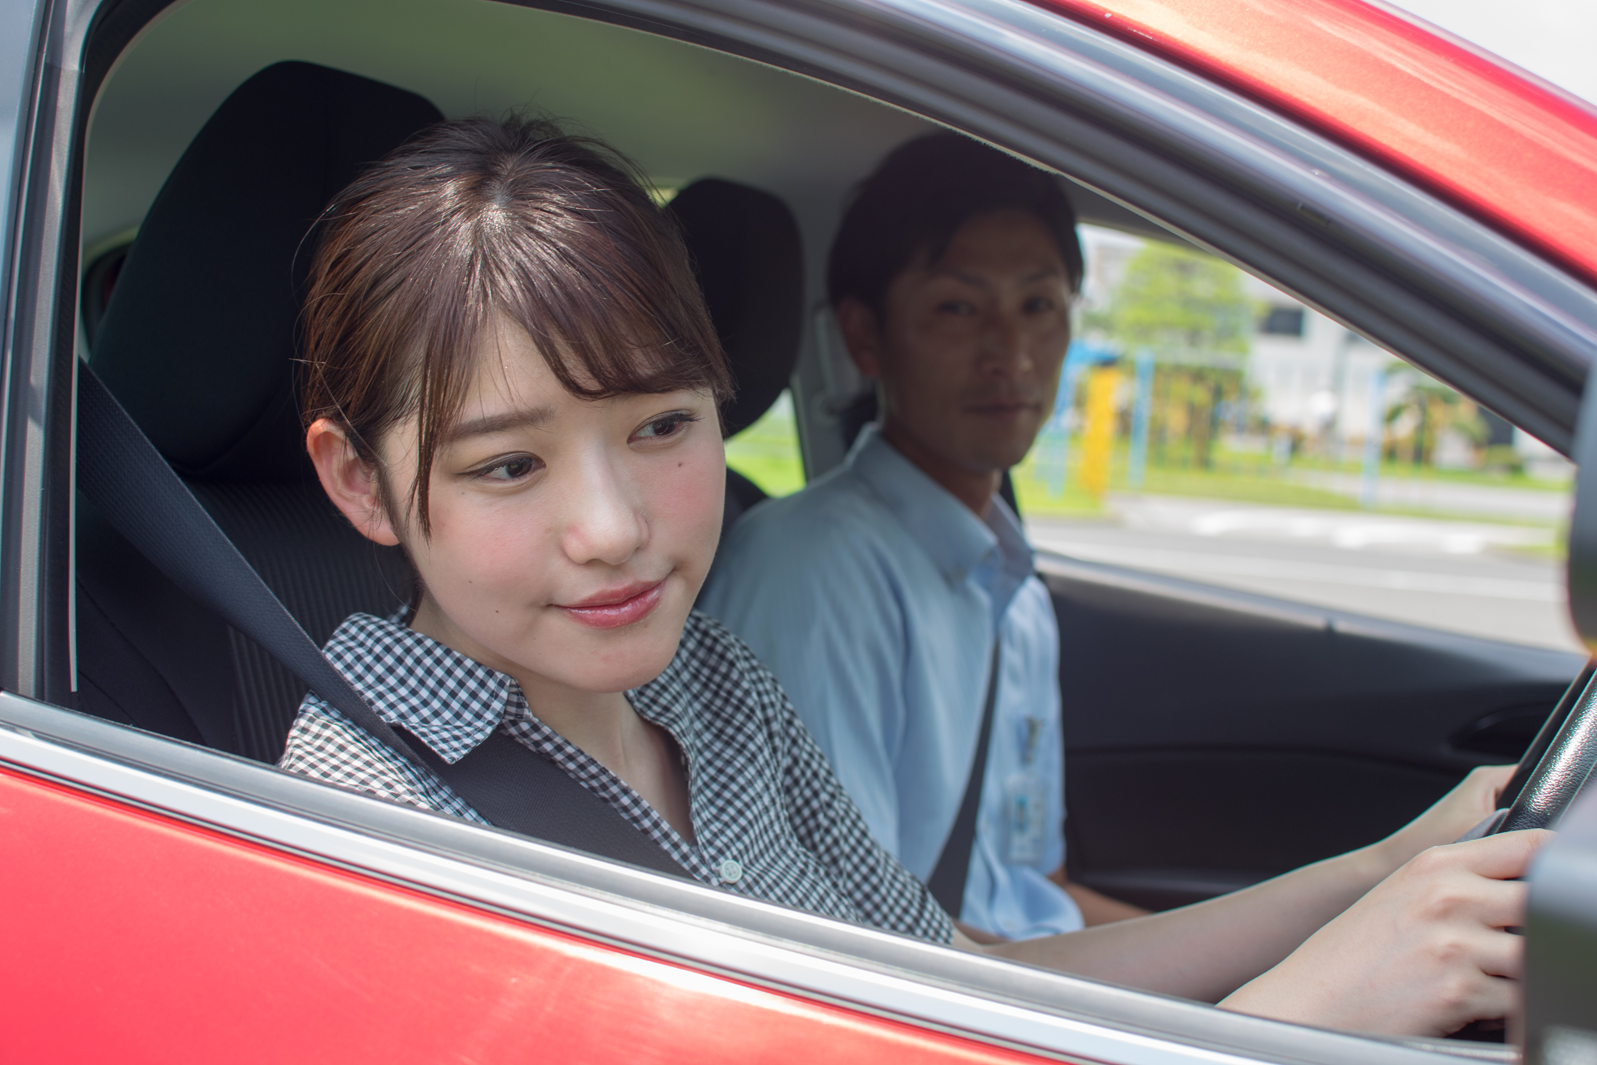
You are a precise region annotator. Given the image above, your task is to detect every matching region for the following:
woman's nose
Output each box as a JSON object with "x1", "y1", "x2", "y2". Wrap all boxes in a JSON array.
[{"x1": 559, "y1": 459, "x2": 648, "y2": 566}]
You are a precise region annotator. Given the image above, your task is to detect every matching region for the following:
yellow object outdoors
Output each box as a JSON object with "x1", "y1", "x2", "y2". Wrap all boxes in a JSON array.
[{"x1": 1078, "y1": 365, "x2": 1120, "y2": 498}]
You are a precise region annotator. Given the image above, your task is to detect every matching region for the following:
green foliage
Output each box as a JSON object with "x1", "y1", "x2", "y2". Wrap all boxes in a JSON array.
[
  {"x1": 724, "y1": 393, "x2": 806, "y2": 498},
  {"x1": 1086, "y1": 243, "x2": 1253, "y2": 355}
]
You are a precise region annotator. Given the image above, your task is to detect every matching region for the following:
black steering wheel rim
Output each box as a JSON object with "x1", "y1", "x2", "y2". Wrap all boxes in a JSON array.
[{"x1": 1487, "y1": 659, "x2": 1597, "y2": 836}]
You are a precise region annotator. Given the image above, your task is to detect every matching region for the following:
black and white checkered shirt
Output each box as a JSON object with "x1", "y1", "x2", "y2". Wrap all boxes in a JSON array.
[{"x1": 279, "y1": 609, "x2": 953, "y2": 944}]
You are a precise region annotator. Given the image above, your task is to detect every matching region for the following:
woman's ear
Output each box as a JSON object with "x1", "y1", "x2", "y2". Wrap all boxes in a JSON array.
[
  {"x1": 836, "y1": 297, "x2": 885, "y2": 381},
  {"x1": 305, "y1": 419, "x2": 401, "y2": 547}
]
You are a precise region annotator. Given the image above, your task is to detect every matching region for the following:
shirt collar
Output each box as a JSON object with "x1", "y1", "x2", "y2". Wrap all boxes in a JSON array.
[
  {"x1": 322, "y1": 612, "x2": 512, "y2": 764},
  {"x1": 846, "y1": 424, "x2": 1035, "y2": 613}
]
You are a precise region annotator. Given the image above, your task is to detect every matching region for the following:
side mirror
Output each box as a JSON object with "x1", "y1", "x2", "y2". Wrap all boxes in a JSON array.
[
  {"x1": 1569, "y1": 375, "x2": 1597, "y2": 648},
  {"x1": 1524, "y1": 379, "x2": 1597, "y2": 1060}
]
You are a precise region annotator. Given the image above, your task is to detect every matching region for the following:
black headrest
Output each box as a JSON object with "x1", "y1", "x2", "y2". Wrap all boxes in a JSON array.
[
  {"x1": 668, "y1": 179, "x2": 804, "y2": 438},
  {"x1": 90, "y1": 61, "x2": 444, "y2": 481}
]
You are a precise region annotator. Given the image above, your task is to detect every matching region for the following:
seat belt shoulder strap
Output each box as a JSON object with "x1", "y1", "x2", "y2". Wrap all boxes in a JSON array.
[
  {"x1": 926, "y1": 639, "x2": 1002, "y2": 918},
  {"x1": 78, "y1": 364, "x2": 690, "y2": 879}
]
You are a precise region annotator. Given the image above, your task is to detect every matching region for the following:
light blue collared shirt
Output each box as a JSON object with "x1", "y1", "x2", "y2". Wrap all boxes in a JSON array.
[{"x1": 700, "y1": 425, "x2": 1081, "y2": 939}]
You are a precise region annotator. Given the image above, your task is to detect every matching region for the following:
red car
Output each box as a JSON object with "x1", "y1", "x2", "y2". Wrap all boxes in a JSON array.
[{"x1": 3, "y1": 0, "x2": 1596, "y2": 1061}]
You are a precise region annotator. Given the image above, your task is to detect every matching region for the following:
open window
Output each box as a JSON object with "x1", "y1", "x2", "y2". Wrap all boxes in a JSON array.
[{"x1": 4, "y1": 0, "x2": 1595, "y2": 1059}]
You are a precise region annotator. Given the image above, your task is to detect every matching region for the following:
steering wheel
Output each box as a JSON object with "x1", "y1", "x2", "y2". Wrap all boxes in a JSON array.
[{"x1": 1464, "y1": 659, "x2": 1597, "y2": 840}]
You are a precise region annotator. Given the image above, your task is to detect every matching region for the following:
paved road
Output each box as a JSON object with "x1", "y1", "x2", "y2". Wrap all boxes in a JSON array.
[{"x1": 1026, "y1": 495, "x2": 1583, "y2": 653}]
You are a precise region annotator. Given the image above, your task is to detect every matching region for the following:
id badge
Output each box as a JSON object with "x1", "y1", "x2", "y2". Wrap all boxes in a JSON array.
[{"x1": 1004, "y1": 769, "x2": 1047, "y2": 866}]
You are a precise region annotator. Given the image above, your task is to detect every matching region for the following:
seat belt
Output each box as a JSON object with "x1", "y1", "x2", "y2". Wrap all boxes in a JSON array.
[
  {"x1": 926, "y1": 641, "x2": 1002, "y2": 918},
  {"x1": 76, "y1": 365, "x2": 690, "y2": 880}
]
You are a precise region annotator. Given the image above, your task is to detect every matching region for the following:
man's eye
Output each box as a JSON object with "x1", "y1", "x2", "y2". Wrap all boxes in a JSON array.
[
  {"x1": 937, "y1": 300, "x2": 976, "y2": 315},
  {"x1": 1023, "y1": 296, "x2": 1057, "y2": 313},
  {"x1": 634, "y1": 412, "x2": 698, "y2": 441},
  {"x1": 477, "y1": 455, "x2": 541, "y2": 481}
]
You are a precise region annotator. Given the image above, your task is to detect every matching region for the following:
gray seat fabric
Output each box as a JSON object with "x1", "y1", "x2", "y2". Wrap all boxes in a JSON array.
[{"x1": 76, "y1": 62, "x2": 441, "y2": 760}]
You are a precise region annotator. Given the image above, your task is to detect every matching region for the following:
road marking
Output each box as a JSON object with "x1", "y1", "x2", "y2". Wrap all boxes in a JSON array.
[{"x1": 1031, "y1": 538, "x2": 1562, "y2": 601}]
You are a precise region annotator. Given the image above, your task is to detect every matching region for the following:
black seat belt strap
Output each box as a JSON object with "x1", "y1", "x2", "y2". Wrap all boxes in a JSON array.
[
  {"x1": 395, "y1": 726, "x2": 690, "y2": 878},
  {"x1": 77, "y1": 365, "x2": 690, "y2": 879},
  {"x1": 926, "y1": 640, "x2": 1002, "y2": 918}
]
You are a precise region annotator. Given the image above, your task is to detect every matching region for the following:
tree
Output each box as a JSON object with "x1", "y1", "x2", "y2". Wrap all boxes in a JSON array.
[
  {"x1": 1084, "y1": 243, "x2": 1254, "y2": 468},
  {"x1": 1086, "y1": 242, "x2": 1253, "y2": 354}
]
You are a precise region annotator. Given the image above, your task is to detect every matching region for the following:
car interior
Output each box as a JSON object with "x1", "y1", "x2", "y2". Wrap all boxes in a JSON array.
[{"x1": 61, "y1": 0, "x2": 1588, "y2": 1002}]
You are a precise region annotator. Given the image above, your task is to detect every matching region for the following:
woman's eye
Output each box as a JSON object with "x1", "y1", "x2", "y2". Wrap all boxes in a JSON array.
[
  {"x1": 1023, "y1": 295, "x2": 1057, "y2": 313},
  {"x1": 634, "y1": 412, "x2": 698, "y2": 441},
  {"x1": 477, "y1": 455, "x2": 541, "y2": 482},
  {"x1": 936, "y1": 299, "x2": 976, "y2": 316}
]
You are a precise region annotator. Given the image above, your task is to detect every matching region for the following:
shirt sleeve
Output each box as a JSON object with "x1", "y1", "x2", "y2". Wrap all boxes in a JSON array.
[{"x1": 700, "y1": 508, "x2": 911, "y2": 858}]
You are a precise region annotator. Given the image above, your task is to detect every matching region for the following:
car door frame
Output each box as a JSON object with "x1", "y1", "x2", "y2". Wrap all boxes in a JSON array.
[{"x1": 3, "y1": 0, "x2": 1595, "y2": 1059}]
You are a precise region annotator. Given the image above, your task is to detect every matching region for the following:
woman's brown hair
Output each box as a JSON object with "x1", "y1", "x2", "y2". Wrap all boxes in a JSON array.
[{"x1": 301, "y1": 116, "x2": 732, "y2": 534}]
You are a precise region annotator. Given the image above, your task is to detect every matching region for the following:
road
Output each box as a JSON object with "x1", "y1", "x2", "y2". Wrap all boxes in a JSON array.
[{"x1": 1026, "y1": 494, "x2": 1583, "y2": 653}]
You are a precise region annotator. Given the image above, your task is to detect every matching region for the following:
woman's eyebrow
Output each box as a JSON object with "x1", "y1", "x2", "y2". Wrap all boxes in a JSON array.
[{"x1": 446, "y1": 406, "x2": 556, "y2": 443}]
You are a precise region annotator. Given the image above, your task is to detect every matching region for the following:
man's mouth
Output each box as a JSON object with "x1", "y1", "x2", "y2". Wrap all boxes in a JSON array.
[
  {"x1": 964, "y1": 398, "x2": 1042, "y2": 418},
  {"x1": 556, "y1": 580, "x2": 666, "y2": 630}
]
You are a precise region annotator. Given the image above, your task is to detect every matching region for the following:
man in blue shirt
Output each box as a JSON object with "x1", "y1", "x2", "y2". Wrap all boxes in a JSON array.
[{"x1": 700, "y1": 133, "x2": 1143, "y2": 939}]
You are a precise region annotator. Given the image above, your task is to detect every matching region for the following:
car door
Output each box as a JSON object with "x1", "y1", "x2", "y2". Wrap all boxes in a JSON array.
[{"x1": 4, "y1": 0, "x2": 1596, "y2": 1060}]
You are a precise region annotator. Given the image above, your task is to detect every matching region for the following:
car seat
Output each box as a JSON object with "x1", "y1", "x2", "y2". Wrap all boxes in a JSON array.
[
  {"x1": 666, "y1": 178, "x2": 803, "y2": 532},
  {"x1": 75, "y1": 61, "x2": 804, "y2": 762}
]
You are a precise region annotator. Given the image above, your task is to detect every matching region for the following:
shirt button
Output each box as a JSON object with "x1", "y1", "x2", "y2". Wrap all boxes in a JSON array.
[{"x1": 717, "y1": 858, "x2": 743, "y2": 884}]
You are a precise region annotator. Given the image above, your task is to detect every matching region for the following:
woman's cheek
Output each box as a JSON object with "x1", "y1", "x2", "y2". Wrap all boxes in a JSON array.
[
  {"x1": 429, "y1": 494, "x2": 555, "y2": 597},
  {"x1": 652, "y1": 440, "x2": 725, "y2": 570}
]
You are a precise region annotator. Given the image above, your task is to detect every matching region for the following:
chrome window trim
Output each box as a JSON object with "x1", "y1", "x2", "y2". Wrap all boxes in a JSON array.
[{"x1": 0, "y1": 692, "x2": 1476, "y2": 1065}]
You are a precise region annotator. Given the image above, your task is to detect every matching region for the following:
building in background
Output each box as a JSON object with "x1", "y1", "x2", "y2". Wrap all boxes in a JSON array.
[{"x1": 1077, "y1": 226, "x2": 1572, "y2": 481}]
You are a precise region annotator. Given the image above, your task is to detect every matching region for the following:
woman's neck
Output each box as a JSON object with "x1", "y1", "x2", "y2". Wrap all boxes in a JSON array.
[{"x1": 408, "y1": 596, "x2": 695, "y2": 841}]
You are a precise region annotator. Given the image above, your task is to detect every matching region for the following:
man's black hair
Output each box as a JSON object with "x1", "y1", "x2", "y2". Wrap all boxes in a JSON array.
[{"x1": 827, "y1": 132, "x2": 1083, "y2": 315}]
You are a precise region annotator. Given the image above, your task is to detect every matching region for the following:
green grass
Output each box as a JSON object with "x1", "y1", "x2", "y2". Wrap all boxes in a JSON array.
[
  {"x1": 722, "y1": 406, "x2": 1570, "y2": 530},
  {"x1": 1011, "y1": 433, "x2": 1570, "y2": 524},
  {"x1": 725, "y1": 394, "x2": 806, "y2": 498}
]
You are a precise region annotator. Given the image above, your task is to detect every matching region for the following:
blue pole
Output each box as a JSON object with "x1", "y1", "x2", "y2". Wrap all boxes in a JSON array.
[
  {"x1": 1360, "y1": 366, "x2": 1385, "y2": 508},
  {"x1": 1128, "y1": 348, "x2": 1153, "y2": 490}
]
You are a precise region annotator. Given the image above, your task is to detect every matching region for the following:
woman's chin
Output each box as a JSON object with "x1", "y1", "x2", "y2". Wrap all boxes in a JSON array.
[{"x1": 546, "y1": 607, "x2": 690, "y2": 691}]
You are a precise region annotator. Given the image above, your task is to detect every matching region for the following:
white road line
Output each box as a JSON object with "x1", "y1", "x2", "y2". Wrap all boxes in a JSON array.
[{"x1": 1032, "y1": 539, "x2": 1563, "y2": 602}]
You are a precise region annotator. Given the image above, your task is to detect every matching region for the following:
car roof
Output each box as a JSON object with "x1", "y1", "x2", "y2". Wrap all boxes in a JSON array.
[{"x1": 1049, "y1": 0, "x2": 1597, "y2": 289}]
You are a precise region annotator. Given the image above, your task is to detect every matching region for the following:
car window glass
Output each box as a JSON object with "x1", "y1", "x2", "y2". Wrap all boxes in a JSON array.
[
  {"x1": 1017, "y1": 225, "x2": 1579, "y2": 652},
  {"x1": 66, "y1": 0, "x2": 1583, "y2": 1050},
  {"x1": 725, "y1": 389, "x2": 805, "y2": 497}
]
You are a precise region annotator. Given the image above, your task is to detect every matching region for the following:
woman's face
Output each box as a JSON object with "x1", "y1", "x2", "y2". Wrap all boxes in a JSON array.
[{"x1": 366, "y1": 316, "x2": 725, "y2": 696}]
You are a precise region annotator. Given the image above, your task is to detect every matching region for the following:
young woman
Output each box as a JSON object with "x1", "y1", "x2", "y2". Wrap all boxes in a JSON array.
[{"x1": 280, "y1": 116, "x2": 1546, "y2": 1037}]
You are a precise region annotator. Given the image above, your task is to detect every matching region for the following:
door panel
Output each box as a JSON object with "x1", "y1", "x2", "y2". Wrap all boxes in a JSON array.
[{"x1": 1045, "y1": 554, "x2": 1584, "y2": 908}]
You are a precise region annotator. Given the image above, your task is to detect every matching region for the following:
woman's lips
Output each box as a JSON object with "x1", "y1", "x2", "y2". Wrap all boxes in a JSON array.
[{"x1": 557, "y1": 580, "x2": 665, "y2": 630}]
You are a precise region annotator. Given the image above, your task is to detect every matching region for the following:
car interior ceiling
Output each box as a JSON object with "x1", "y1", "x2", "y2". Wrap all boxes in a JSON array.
[{"x1": 74, "y1": 59, "x2": 803, "y2": 762}]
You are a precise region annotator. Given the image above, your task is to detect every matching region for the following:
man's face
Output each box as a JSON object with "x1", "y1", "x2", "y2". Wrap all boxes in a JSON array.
[{"x1": 845, "y1": 210, "x2": 1073, "y2": 480}]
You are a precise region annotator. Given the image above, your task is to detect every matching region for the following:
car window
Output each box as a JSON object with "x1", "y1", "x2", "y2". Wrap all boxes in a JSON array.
[
  {"x1": 51, "y1": 0, "x2": 1592, "y2": 1055},
  {"x1": 1013, "y1": 226, "x2": 1580, "y2": 653},
  {"x1": 725, "y1": 388, "x2": 805, "y2": 498}
]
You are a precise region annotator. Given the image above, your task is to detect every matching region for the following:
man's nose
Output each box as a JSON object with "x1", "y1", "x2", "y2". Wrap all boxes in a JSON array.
[
  {"x1": 558, "y1": 456, "x2": 649, "y2": 567},
  {"x1": 981, "y1": 314, "x2": 1034, "y2": 376}
]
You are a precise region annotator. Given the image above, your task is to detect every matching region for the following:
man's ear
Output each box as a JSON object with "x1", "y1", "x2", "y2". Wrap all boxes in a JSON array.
[
  {"x1": 836, "y1": 297, "x2": 886, "y2": 381},
  {"x1": 305, "y1": 419, "x2": 401, "y2": 547}
]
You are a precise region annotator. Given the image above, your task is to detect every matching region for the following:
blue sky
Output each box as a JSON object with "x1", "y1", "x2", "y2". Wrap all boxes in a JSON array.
[{"x1": 1386, "y1": 0, "x2": 1597, "y2": 105}]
